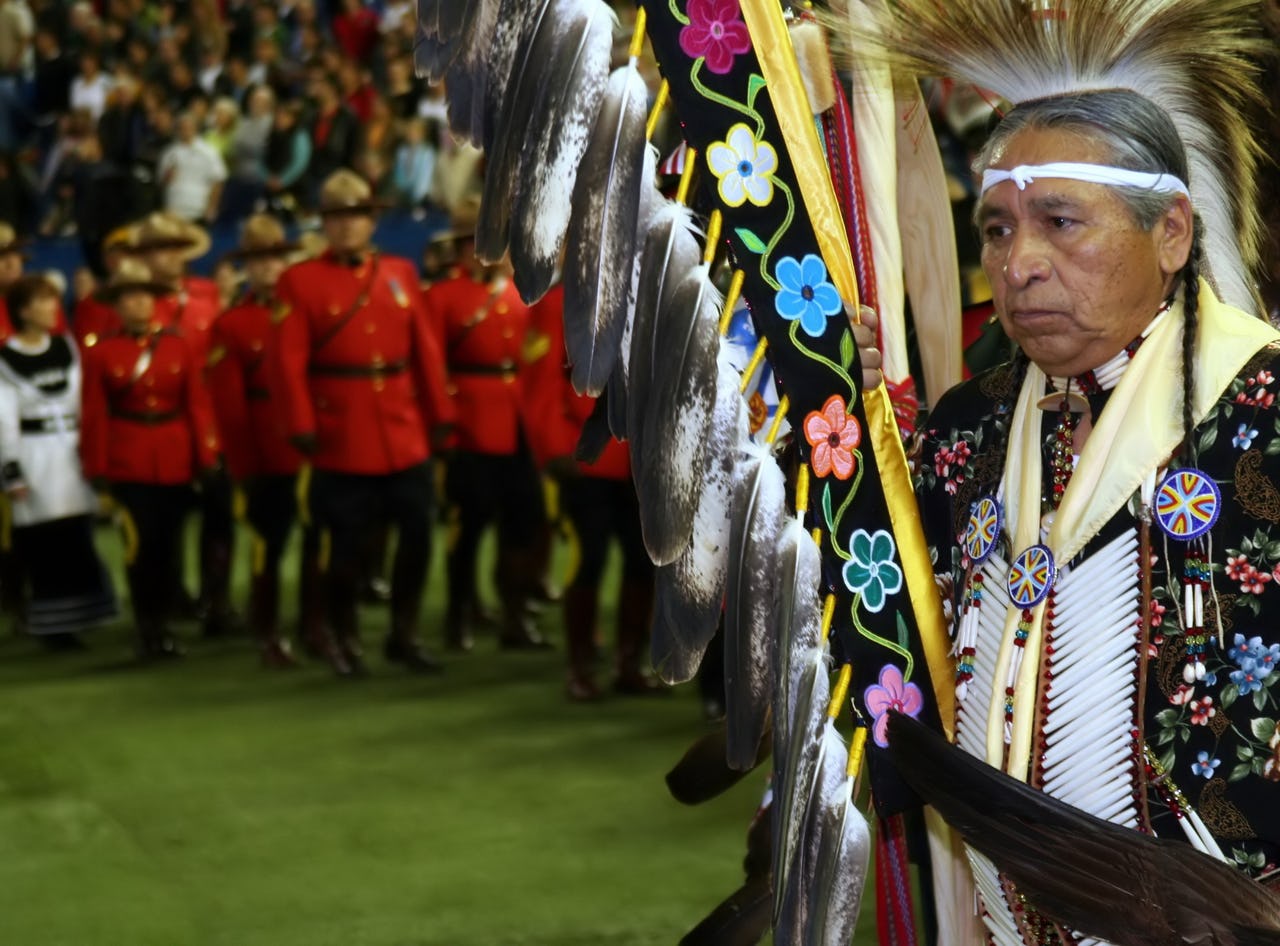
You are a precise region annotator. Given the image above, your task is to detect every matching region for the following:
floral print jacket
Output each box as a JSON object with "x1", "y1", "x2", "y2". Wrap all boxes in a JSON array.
[{"x1": 913, "y1": 343, "x2": 1280, "y2": 883}]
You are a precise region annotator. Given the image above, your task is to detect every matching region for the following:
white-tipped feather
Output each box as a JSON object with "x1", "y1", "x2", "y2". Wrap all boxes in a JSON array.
[
  {"x1": 626, "y1": 203, "x2": 703, "y2": 480},
  {"x1": 509, "y1": 0, "x2": 615, "y2": 302},
  {"x1": 723, "y1": 439, "x2": 785, "y2": 771},
  {"x1": 635, "y1": 263, "x2": 723, "y2": 565},
  {"x1": 770, "y1": 517, "x2": 829, "y2": 928},
  {"x1": 563, "y1": 65, "x2": 653, "y2": 394},
  {"x1": 649, "y1": 348, "x2": 746, "y2": 684},
  {"x1": 440, "y1": 0, "x2": 500, "y2": 142},
  {"x1": 474, "y1": 0, "x2": 556, "y2": 261}
]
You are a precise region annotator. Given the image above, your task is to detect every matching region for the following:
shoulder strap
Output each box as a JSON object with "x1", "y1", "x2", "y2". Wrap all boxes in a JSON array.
[{"x1": 311, "y1": 255, "x2": 381, "y2": 355}]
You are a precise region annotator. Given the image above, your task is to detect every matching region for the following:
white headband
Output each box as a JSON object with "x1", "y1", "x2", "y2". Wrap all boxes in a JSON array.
[{"x1": 980, "y1": 162, "x2": 1190, "y2": 198}]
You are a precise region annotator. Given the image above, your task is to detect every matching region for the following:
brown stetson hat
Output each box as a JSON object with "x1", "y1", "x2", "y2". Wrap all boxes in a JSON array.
[
  {"x1": 123, "y1": 212, "x2": 212, "y2": 261},
  {"x1": 227, "y1": 213, "x2": 298, "y2": 261},
  {"x1": 317, "y1": 169, "x2": 387, "y2": 217},
  {"x1": 99, "y1": 258, "x2": 174, "y2": 302},
  {"x1": 0, "y1": 222, "x2": 30, "y2": 258}
]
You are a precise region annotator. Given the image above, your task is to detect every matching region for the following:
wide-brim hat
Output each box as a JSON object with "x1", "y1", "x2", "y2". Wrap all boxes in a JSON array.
[
  {"x1": 447, "y1": 195, "x2": 481, "y2": 241},
  {"x1": 122, "y1": 212, "x2": 212, "y2": 261},
  {"x1": 226, "y1": 213, "x2": 298, "y2": 261},
  {"x1": 317, "y1": 169, "x2": 388, "y2": 216},
  {"x1": 0, "y1": 222, "x2": 31, "y2": 258},
  {"x1": 98, "y1": 258, "x2": 174, "y2": 301}
]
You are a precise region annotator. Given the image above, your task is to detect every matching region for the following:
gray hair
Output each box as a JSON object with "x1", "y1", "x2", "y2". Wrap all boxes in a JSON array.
[{"x1": 973, "y1": 90, "x2": 1189, "y2": 231}]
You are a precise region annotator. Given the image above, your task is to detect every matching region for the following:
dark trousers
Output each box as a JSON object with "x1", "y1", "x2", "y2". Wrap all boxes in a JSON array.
[
  {"x1": 444, "y1": 444, "x2": 545, "y2": 615},
  {"x1": 111, "y1": 482, "x2": 191, "y2": 633},
  {"x1": 309, "y1": 462, "x2": 433, "y2": 640},
  {"x1": 560, "y1": 476, "x2": 651, "y2": 590},
  {"x1": 197, "y1": 466, "x2": 235, "y2": 621},
  {"x1": 560, "y1": 475, "x2": 653, "y2": 681},
  {"x1": 245, "y1": 474, "x2": 322, "y2": 641},
  {"x1": 246, "y1": 474, "x2": 305, "y2": 566}
]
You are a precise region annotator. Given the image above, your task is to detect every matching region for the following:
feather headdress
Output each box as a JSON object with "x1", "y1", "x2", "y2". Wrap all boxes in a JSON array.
[{"x1": 834, "y1": 0, "x2": 1267, "y2": 313}]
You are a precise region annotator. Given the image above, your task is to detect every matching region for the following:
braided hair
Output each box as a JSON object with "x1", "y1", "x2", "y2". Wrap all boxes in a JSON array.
[{"x1": 1180, "y1": 215, "x2": 1205, "y2": 459}]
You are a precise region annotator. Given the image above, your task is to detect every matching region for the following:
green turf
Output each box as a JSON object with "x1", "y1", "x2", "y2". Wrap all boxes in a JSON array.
[{"x1": 0, "y1": 524, "x2": 880, "y2": 945}]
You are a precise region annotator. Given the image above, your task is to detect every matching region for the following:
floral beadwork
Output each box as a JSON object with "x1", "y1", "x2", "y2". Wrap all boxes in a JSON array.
[
  {"x1": 843, "y1": 529, "x2": 904, "y2": 613},
  {"x1": 678, "y1": 0, "x2": 752, "y2": 75},
  {"x1": 803, "y1": 394, "x2": 860, "y2": 480},
  {"x1": 706, "y1": 123, "x2": 778, "y2": 208},
  {"x1": 774, "y1": 254, "x2": 842, "y2": 338},
  {"x1": 863, "y1": 664, "x2": 924, "y2": 747}
]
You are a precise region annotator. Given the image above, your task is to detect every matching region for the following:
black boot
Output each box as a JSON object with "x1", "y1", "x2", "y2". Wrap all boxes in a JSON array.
[
  {"x1": 251, "y1": 571, "x2": 298, "y2": 668},
  {"x1": 384, "y1": 598, "x2": 443, "y2": 674},
  {"x1": 563, "y1": 586, "x2": 600, "y2": 701},
  {"x1": 496, "y1": 545, "x2": 551, "y2": 650},
  {"x1": 613, "y1": 577, "x2": 663, "y2": 695}
]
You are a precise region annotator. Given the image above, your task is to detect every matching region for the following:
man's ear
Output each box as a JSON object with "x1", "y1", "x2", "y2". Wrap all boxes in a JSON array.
[{"x1": 1156, "y1": 194, "x2": 1194, "y2": 278}]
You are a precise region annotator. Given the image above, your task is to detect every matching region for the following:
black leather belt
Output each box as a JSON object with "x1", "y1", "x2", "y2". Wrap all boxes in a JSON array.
[
  {"x1": 20, "y1": 416, "x2": 78, "y2": 434},
  {"x1": 246, "y1": 386, "x2": 270, "y2": 401},
  {"x1": 109, "y1": 409, "x2": 180, "y2": 425},
  {"x1": 308, "y1": 360, "x2": 408, "y2": 378},
  {"x1": 450, "y1": 362, "x2": 517, "y2": 376}
]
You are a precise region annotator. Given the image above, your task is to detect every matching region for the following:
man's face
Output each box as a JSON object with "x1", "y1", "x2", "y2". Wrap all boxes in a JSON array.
[
  {"x1": 978, "y1": 127, "x2": 1191, "y2": 378},
  {"x1": 322, "y1": 211, "x2": 376, "y2": 256},
  {"x1": 0, "y1": 250, "x2": 23, "y2": 286},
  {"x1": 117, "y1": 289, "x2": 154, "y2": 330},
  {"x1": 245, "y1": 256, "x2": 284, "y2": 290},
  {"x1": 146, "y1": 248, "x2": 185, "y2": 284}
]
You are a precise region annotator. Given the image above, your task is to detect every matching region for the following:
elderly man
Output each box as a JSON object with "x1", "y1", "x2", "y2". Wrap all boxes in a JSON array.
[
  {"x1": 851, "y1": 64, "x2": 1280, "y2": 946},
  {"x1": 269, "y1": 169, "x2": 454, "y2": 676}
]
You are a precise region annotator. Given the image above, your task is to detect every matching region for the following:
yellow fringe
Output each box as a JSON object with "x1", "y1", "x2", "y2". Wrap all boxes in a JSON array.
[
  {"x1": 717, "y1": 270, "x2": 746, "y2": 337},
  {"x1": 645, "y1": 80, "x2": 670, "y2": 142}
]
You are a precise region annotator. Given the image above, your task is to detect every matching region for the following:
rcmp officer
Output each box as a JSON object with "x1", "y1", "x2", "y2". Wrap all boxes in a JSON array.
[
  {"x1": 80, "y1": 259, "x2": 221, "y2": 659},
  {"x1": 425, "y1": 218, "x2": 552, "y2": 653},
  {"x1": 208, "y1": 214, "x2": 320, "y2": 668},
  {"x1": 73, "y1": 216, "x2": 217, "y2": 351},
  {"x1": 524, "y1": 284, "x2": 658, "y2": 700},
  {"x1": 268, "y1": 169, "x2": 455, "y2": 676}
]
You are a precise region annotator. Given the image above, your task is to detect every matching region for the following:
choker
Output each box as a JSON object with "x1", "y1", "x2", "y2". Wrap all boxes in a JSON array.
[{"x1": 1039, "y1": 302, "x2": 1172, "y2": 409}]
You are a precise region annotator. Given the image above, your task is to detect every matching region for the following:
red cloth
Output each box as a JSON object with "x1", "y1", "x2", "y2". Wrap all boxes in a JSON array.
[
  {"x1": 207, "y1": 294, "x2": 304, "y2": 479},
  {"x1": 80, "y1": 329, "x2": 221, "y2": 483},
  {"x1": 522, "y1": 284, "x2": 630, "y2": 481},
  {"x1": 332, "y1": 8, "x2": 380, "y2": 63},
  {"x1": 424, "y1": 273, "x2": 532, "y2": 456},
  {"x1": 269, "y1": 251, "x2": 454, "y2": 475}
]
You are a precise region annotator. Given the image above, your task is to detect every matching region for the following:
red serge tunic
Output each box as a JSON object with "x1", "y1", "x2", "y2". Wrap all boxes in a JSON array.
[
  {"x1": 207, "y1": 292, "x2": 303, "y2": 479},
  {"x1": 268, "y1": 251, "x2": 454, "y2": 475},
  {"x1": 80, "y1": 328, "x2": 220, "y2": 484}
]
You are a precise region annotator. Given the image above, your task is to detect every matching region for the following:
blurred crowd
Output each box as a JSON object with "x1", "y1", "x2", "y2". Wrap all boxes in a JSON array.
[{"x1": 0, "y1": 0, "x2": 484, "y2": 273}]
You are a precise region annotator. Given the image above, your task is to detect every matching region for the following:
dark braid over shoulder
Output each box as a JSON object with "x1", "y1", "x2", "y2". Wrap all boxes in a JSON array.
[
  {"x1": 987, "y1": 347, "x2": 1031, "y2": 498},
  {"x1": 1181, "y1": 215, "x2": 1205, "y2": 458}
]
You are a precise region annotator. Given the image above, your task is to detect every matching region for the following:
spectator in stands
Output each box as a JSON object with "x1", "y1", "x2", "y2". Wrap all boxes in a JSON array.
[
  {"x1": 69, "y1": 51, "x2": 111, "y2": 123},
  {"x1": 70, "y1": 133, "x2": 133, "y2": 275},
  {"x1": 305, "y1": 71, "x2": 358, "y2": 210},
  {"x1": 97, "y1": 75, "x2": 146, "y2": 170},
  {"x1": 262, "y1": 100, "x2": 309, "y2": 217},
  {"x1": 392, "y1": 118, "x2": 436, "y2": 211},
  {"x1": 338, "y1": 57, "x2": 375, "y2": 123},
  {"x1": 332, "y1": 0, "x2": 379, "y2": 64},
  {"x1": 31, "y1": 28, "x2": 71, "y2": 132},
  {"x1": 384, "y1": 55, "x2": 421, "y2": 121},
  {"x1": 221, "y1": 85, "x2": 273, "y2": 220},
  {"x1": 166, "y1": 59, "x2": 205, "y2": 113},
  {"x1": 158, "y1": 111, "x2": 226, "y2": 224},
  {"x1": 204, "y1": 97, "x2": 239, "y2": 163}
]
